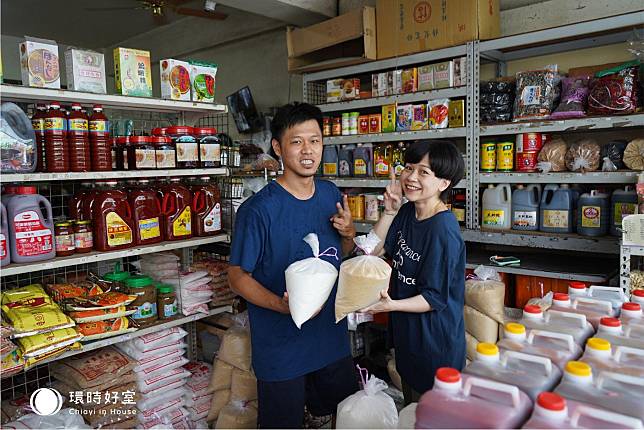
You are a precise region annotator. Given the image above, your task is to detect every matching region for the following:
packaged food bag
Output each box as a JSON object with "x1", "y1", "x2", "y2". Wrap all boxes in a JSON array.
[
  {"x1": 335, "y1": 232, "x2": 391, "y2": 323},
  {"x1": 285, "y1": 233, "x2": 339, "y2": 329},
  {"x1": 398, "y1": 403, "x2": 417, "y2": 429},
  {"x1": 336, "y1": 367, "x2": 398, "y2": 429},
  {"x1": 215, "y1": 400, "x2": 257, "y2": 429}
]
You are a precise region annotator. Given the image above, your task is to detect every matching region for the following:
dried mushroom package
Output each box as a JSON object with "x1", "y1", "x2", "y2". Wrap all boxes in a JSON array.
[
  {"x1": 565, "y1": 139, "x2": 601, "y2": 172},
  {"x1": 513, "y1": 66, "x2": 560, "y2": 121}
]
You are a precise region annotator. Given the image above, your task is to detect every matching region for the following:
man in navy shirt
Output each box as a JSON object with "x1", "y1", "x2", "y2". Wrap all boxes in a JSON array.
[{"x1": 229, "y1": 103, "x2": 359, "y2": 428}]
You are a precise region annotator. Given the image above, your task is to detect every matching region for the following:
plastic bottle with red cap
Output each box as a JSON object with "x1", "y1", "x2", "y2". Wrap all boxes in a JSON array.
[
  {"x1": 67, "y1": 103, "x2": 91, "y2": 172},
  {"x1": 1, "y1": 202, "x2": 10, "y2": 267},
  {"x1": 92, "y1": 181, "x2": 134, "y2": 252},
  {"x1": 596, "y1": 317, "x2": 644, "y2": 350},
  {"x1": 621, "y1": 302, "x2": 643, "y2": 326},
  {"x1": 585, "y1": 285, "x2": 628, "y2": 311},
  {"x1": 549, "y1": 292, "x2": 616, "y2": 329},
  {"x1": 89, "y1": 105, "x2": 112, "y2": 171},
  {"x1": 579, "y1": 337, "x2": 644, "y2": 378},
  {"x1": 632, "y1": 289, "x2": 644, "y2": 306},
  {"x1": 519, "y1": 304, "x2": 594, "y2": 344},
  {"x1": 44, "y1": 101, "x2": 69, "y2": 172},
  {"x1": 128, "y1": 180, "x2": 163, "y2": 246},
  {"x1": 523, "y1": 391, "x2": 643, "y2": 429},
  {"x1": 6, "y1": 186, "x2": 55, "y2": 263},
  {"x1": 415, "y1": 367, "x2": 532, "y2": 429},
  {"x1": 159, "y1": 178, "x2": 192, "y2": 241},
  {"x1": 31, "y1": 103, "x2": 47, "y2": 172},
  {"x1": 191, "y1": 176, "x2": 221, "y2": 237}
]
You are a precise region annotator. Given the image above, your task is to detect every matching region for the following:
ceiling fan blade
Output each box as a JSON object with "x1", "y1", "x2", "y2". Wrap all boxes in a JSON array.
[{"x1": 175, "y1": 7, "x2": 227, "y2": 20}]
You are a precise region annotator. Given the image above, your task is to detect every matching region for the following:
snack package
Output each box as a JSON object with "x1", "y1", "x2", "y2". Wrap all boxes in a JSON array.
[
  {"x1": 550, "y1": 76, "x2": 590, "y2": 119},
  {"x1": 1, "y1": 348, "x2": 23, "y2": 377},
  {"x1": 381, "y1": 105, "x2": 396, "y2": 133},
  {"x1": 69, "y1": 306, "x2": 135, "y2": 323},
  {"x1": 160, "y1": 58, "x2": 191, "y2": 101},
  {"x1": 623, "y1": 138, "x2": 644, "y2": 171},
  {"x1": 75, "y1": 317, "x2": 132, "y2": 340},
  {"x1": 401, "y1": 68, "x2": 417, "y2": 93},
  {"x1": 513, "y1": 66, "x2": 560, "y2": 121},
  {"x1": 336, "y1": 370, "x2": 398, "y2": 429},
  {"x1": 565, "y1": 139, "x2": 601, "y2": 172},
  {"x1": 428, "y1": 99, "x2": 449, "y2": 129},
  {"x1": 61, "y1": 291, "x2": 137, "y2": 311},
  {"x1": 395, "y1": 104, "x2": 413, "y2": 132},
  {"x1": 411, "y1": 104, "x2": 428, "y2": 130},
  {"x1": 285, "y1": 234, "x2": 339, "y2": 329},
  {"x1": 23, "y1": 342, "x2": 81, "y2": 370},
  {"x1": 588, "y1": 62, "x2": 640, "y2": 115},
  {"x1": 537, "y1": 137, "x2": 568, "y2": 173},
  {"x1": 190, "y1": 61, "x2": 218, "y2": 102},
  {"x1": 480, "y1": 80, "x2": 515, "y2": 123}
]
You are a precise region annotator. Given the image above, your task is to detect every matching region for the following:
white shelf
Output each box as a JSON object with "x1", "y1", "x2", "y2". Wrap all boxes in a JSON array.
[
  {"x1": 324, "y1": 127, "x2": 466, "y2": 145},
  {"x1": 1, "y1": 168, "x2": 229, "y2": 183},
  {"x1": 329, "y1": 177, "x2": 467, "y2": 189},
  {"x1": 480, "y1": 114, "x2": 644, "y2": 136},
  {"x1": 0, "y1": 234, "x2": 229, "y2": 277},
  {"x1": 479, "y1": 171, "x2": 639, "y2": 184},
  {"x1": 0, "y1": 84, "x2": 228, "y2": 114},
  {"x1": 317, "y1": 87, "x2": 466, "y2": 113}
]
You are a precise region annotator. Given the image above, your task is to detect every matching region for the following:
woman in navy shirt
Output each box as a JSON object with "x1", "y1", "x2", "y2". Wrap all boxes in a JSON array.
[{"x1": 362, "y1": 140, "x2": 466, "y2": 404}]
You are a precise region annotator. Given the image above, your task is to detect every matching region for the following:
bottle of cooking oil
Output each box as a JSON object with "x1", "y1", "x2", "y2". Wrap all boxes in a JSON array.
[
  {"x1": 392, "y1": 142, "x2": 405, "y2": 176},
  {"x1": 374, "y1": 143, "x2": 393, "y2": 177}
]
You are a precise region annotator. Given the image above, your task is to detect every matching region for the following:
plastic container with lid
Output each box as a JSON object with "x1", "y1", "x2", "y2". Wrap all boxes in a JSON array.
[
  {"x1": 128, "y1": 179, "x2": 163, "y2": 246},
  {"x1": 152, "y1": 136, "x2": 176, "y2": 169},
  {"x1": 482, "y1": 184, "x2": 512, "y2": 230},
  {"x1": 610, "y1": 186, "x2": 638, "y2": 237},
  {"x1": 68, "y1": 182, "x2": 94, "y2": 221},
  {"x1": 518, "y1": 305, "x2": 594, "y2": 344},
  {"x1": 191, "y1": 177, "x2": 221, "y2": 237},
  {"x1": 80, "y1": 180, "x2": 110, "y2": 222},
  {"x1": 167, "y1": 126, "x2": 198, "y2": 168},
  {"x1": 577, "y1": 190, "x2": 609, "y2": 237},
  {"x1": 151, "y1": 127, "x2": 167, "y2": 136},
  {"x1": 1, "y1": 102, "x2": 38, "y2": 174},
  {"x1": 67, "y1": 103, "x2": 91, "y2": 172},
  {"x1": 568, "y1": 281, "x2": 588, "y2": 297},
  {"x1": 44, "y1": 101, "x2": 69, "y2": 173},
  {"x1": 92, "y1": 181, "x2": 134, "y2": 252},
  {"x1": 127, "y1": 136, "x2": 156, "y2": 170},
  {"x1": 415, "y1": 367, "x2": 533, "y2": 429},
  {"x1": 54, "y1": 221, "x2": 75, "y2": 257},
  {"x1": 194, "y1": 127, "x2": 220, "y2": 168},
  {"x1": 512, "y1": 184, "x2": 540, "y2": 231},
  {"x1": 632, "y1": 289, "x2": 644, "y2": 306},
  {"x1": 89, "y1": 105, "x2": 112, "y2": 171},
  {"x1": 1, "y1": 202, "x2": 10, "y2": 267},
  {"x1": 580, "y1": 337, "x2": 644, "y2": 377},
  {"x1": 322, "y1": 145, "x2": 338, "y2": 176},
  {"x1": 540, "y1": 184, "x2": 576, "y2": 234},
  {"x1": 463, "y1": 343, "x2": 561, "y2": 401},
  {"x1": 102, "y1": 263, "x2": 130, "y2": 292},
  {"x1": 621, "y1": 302, "x2": 644, "y2": 327},
  {"x1": 522, "y1": 391, "x2": 643, "y2": 429},
  {"x1": 7, "y1": 186, "x2": 55, "y2": 263},
  {"x1": 497, "y1": 322, "x2": 582, "y2": 370},
  {"x1": 550, "y1": 293, "x2": 615, "y2": 329},
  {"x1": 125, "y1": 275, "x2": 158, "y2": 326},
  {"x1": 586, "y1": 285, "x2": 627, "y2": 311},
  {"x1": 31, "y1": 103, "x2": 47, "y2": 172},
  {"x1": 1, "y1": 185, "x2": 18, "y2": 206},
  {"x1": 157, "y1": 284, "x2": 178, "y2": 320},
  {"x1": 159, "y1": 178, "x2": 192, "y2": 241},
  {"x1": 73, "y1": 220, "x2": 93, "y2": 253},
  {"x1": 554, "y1": 361, "x2": 644, "y2": 421},
  {"x1": 596, "y1": 317, "x2": 644, "y2": 349}
]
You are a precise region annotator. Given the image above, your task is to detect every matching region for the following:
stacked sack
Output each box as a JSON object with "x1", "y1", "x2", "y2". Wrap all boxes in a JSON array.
[
  {"x1": 183, "y1": 361, "x2": 213, "y2": 428},
  {"x1": 139, "y1": 252, "x2": 180, "y2": 282},
  {"x1": 116, "y1": 327, "x2": 192, "y2": 429},
  {"x1": 165, "y1": 271, "x2": 213, "y2": 316},
  {"x1": 463, "y1": 267, "x2": 505, "y2": 361},
  {"x1": 207, "y1": 315, "x2": 258, "y2": 428},
  {"x1": 50, "y1": 346, "x2": 139, "y2": 429},
  {"x1": 191, "y1": 256, "x2": 234, "y2": 307}
]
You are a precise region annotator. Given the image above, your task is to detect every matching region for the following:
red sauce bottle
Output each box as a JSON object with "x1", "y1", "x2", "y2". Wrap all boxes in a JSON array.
[
  {"x1": 68, "y1": 103, "x2": 91, "y2": 172},
  {"x1": 129, "y1": 179, "x2": 163, "y2": 246},
  {"x1": 68, "y1": 182, "x2": 94, "y2": 221},
  {"x1": 89, "y1": 105, "x2": 112, "y2": 171},
  {"x1": 160, "y1": 178, "x2": 192, "y2": 241},
  {"x1": 31, "y1": 103, "x2": 47, "y2": 172},
  {"x1": 44, "y1": 102, "x2": 69, "y2": 172},
  {"x1": 191, "y1": 176, "x2": 222, "y2": 236},
  {"x1": 81, "y1": 180, "x2": 110, "y2": 221},
  {"x1": 92, "y1": 181, "x2": 134, "y2": 252}
]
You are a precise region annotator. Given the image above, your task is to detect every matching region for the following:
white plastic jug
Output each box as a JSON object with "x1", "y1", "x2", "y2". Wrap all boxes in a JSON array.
[
  {"x1": 580, "y1": 337, "x2": 644, "y2": 377},
  {"x1": 596, "y1": 317, "x2": 644, "y2": 350},
  {"x1": 397, "y1": 403, "x2": 416, "y2": 429},
  {"x1": 554, "y1": 361, "x2": 644, "y2": 421},
  {"x1": 519, "y1": 305, "x2": 594, "y2": 345},
  {"x1": 416, "y1": 367, "x2": 533, "y2": 429},
  {"x1": 497, "y1": 322, "x2": 582, "y2": 370},
  {"x1": 7, "y1": 186, "x2": 55, "y2": 263},
  {"x1": 632, "y1": 289, "x2": 644, "y2": 306},
  {"x1": 550, "y1": 293, "x2": 616, "y2": 329},
  {"x1": 522, "y1": 391, "x2": 643, "y2": 429},
  {"x1": 621, "y1": 302, "x2": 644, "y2": 327},
  {"x1": 587, "y1": 285, "x2": 627, "y2": 311},
  {"x1": 482, "y1": 184, "x2": 512, "y2": 230}
]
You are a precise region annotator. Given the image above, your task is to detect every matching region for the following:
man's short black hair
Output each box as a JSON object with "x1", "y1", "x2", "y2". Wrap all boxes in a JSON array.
[
  {"x1": 270, "y1": 102, "x2": 323, "y2": 144},
  {"x1": 404, "y1": 140, "x2": 465, "y2": 201}
]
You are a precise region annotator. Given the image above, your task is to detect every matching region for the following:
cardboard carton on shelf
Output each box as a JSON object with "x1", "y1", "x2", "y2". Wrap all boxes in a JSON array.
[
  {"x1": 65, "y1": 48, "x2": 107, "y2": 94},
  {"x1": 19, "y1": 36, "x2": 60, "y2": 89}
]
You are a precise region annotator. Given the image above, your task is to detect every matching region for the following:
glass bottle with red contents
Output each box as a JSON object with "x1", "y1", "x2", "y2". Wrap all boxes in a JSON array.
[
  {"x1": 92, "y1": 181, "x2": 134, "y2": 252},
  {"x1": 153, "y1": 136, "x2": 176, "y2": 170},
  {"x1": 127, "y1": 136, "x2": 157, "y2": 170},
  {"x1": 114, "y1": 137, "x2": 129, "y2": 171},
  {"x1": 68, "y1": 182, "x2": 95, "y2": 221},
  {"x1": 44, "y1": 102, "x2": 69, "y2": 172},
  {"x1": 191, "y1": 176, "x2": 222, "y2": 236},
  {"x1": 194, "y1": 127, "x2": 221, "y2": 168},
  {"x1": 31, "y1": 103, "x2": 47, "y2": 172},
  {"x1": 89, "y1": 105, "x2": 112, "y2": 171},
  {"x1": 151, "y1": 127, "x2": 167, "y2": 137},
  {"x1": 167, "y1": 126, "x2": 199, "y2": 169},
  {"x1": 159, "y1": 178, "x2": 192, "y2": 241},
  {"x1": 67, "y1": 103, "x2": 91, "y2": 172},
  {"x1": 129, "y1": 179, "x2": 163, "y2": 246}
]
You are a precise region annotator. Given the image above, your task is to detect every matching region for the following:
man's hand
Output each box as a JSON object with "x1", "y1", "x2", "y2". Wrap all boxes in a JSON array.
[
  {"x1": 360, "y1": 289, "x2": 396, "y2": 314},
  {"x1": 331, "y1": 194, "x2": 356, "y2": 239},
  {"x1": 275, "y1": 292, "x2": 290, "y2": 315}
]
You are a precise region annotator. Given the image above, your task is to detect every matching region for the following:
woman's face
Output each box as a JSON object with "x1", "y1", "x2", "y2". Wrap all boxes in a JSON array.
[{"x1": 399, "y1": 154, "x2": 449, "y2": 202}]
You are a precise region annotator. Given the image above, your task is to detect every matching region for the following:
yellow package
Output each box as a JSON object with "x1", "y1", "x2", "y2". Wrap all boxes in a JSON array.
[
  {"x1": 24, "y1": 342, "x2": 82, "y2": 370},
  {"x1": 16, "y1": 327, "x2": 81, "y2": 357},
  {"x1": 2, "y1": 285, "x2": 75, "y2": 337},
  {"x1": 1, "y1": 348, "x2": 23, "y2": 377},
  {"x1": 1, "y1": 284, "x2": 51, "y2": 305}
]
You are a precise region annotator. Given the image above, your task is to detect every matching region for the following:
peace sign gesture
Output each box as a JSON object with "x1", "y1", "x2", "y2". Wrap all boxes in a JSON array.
[
  {"x1": 384, "y1": 168, "x2": 403, "y2": 215},
  {"x1": 331, "y1": 194, "x2": 355, "y2": 239}
]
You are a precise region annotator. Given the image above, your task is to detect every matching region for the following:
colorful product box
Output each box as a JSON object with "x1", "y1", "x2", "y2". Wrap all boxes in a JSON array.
[
  {"x1": 190, "y1": 61, "x2": 218, "y2": 102},
  {"x1": 449, "y1": 100, "x2": 465, "y2": 128},
  {"x1": 428, "y1": 99, "x2": 450, "y2": 129},
  {"x1": 417, "y1": 65, "x2": 434, "y2": 91},
  {"x1": 381, "y1": 104, "x2": 396, "y2": 132},
  {"x1": 412, "y1": 104, "x2": 428, "y2": 130},
  {"x1": 113, "y1": 47, "x2": 152, "y2": 97},
  {"x1": 453, "y1": 57, "x2": 466, "y2": 87},
  {"x1": 433, "y1": 61, "x2": 454, "y2": 89},
  {"x1": 377, "y1": 73, "x2": 388, "y2": 97},
  {"x1": 65, "y1": 48, "x2": 106, "y2": 94},
  {"x1": 401, "y1": 68, "x2": 417, "y2": 93},
  {"x1": 392, "y1": 70, "x2": 403, "y2": 95},
  {"x1": 327, "y1": 79, "x2": 343, "y2": 102},
  {"x1": 20, "y1": 36, "x2": 60, "y2": 89},
  {"x1": 396, "y1": 104, "x2": 413, "y2": 132},
  {"x1": 386, "y1": 71, "x2": 394, "y2": 96},
  {"x1": 160, "y1": 59, "x2": 191, "y2": 101},
  {"x1": 371, "y1": 74, "x2": 379, "y2": 98}
]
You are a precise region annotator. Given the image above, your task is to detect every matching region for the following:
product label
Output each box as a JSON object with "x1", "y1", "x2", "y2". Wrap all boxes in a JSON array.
[
  {"x1": 133, "y1": 302, "x2": 157, "y2": 320},
  {"x1": 323, "y1": 162, "x2": 337, "y2": 176},
  {"x1": 13, "y1": 211, "x2": 53, "y2": 256},
  {"x1": 339, "y1": 160, "x2": 351, "y2": 176},
  {"x1": 55, "y1": 234, "x2": 75, "y2": 253},
  {"x1": 521, "y1": 85, "x2": 542, "y2": 106},
  {"x1": 173, "y1": 207, "x2": 191, "y2": 237},
  {"x1": 375, "y1": 159, "x2": 390, "y2": 176},
  {"x1": 614, "y1": 203, "x2": 637, "y2": 226},
  {"x1": 200, "y1": 143, "x2": 220, "y2": 162},
  {"x1": 68, "y1": 118, "x2": 88, "y2": 132},
  {"x1": 394, "y1": 162, "x2": 404, "y2": 176},
  {"x1": 164, "y1": 300, "x2": 178, "y2": 318},
  {"x1": 581, "y1": 206, "x2": 601, "y2": 229},
  {"x1": 139, "y1": 217, "x2": 161, "y2": 240},
  {"x1": 365, "y1": 198, "x2": 379, "y2": 222},
  {"x1": 452, "y1": 208, "x2": 466, "y2": 223},
  {"x1": 89, "y1": 120, "x2": 110, "y2": 133},
  {"x1": 135, "y1": 149, "x2": 156, "y2": 168},
  {"x1": 111, "y1": 148, "x2": 117, "y2": 169},
  {"x1": 44, "y1": 117, "x2": 65, "y2": 131},
  {"x1": 31, "y1": 118, "x2": 45, "y2": 131},
  {"x1": 203, "y1": 203, "x2": 221, "y2": 233},
  {"x1": 122, "y1": 149, "x2": 129, "y2": 169},
  {"x1": 482, "y1": 210, "x2": 505, "y2": 227},
  {"x1": 543, "y1": 210, "x2": 569, "y2": 229},
  {"x1": 176, "y1": 141, "x2": 198, "y2": 162},
  {"x1": 513, "y1": 211, "x2": 537, "y2": 228},
  {"x1": 354, "y1": 159, "x2": 367, "y2": 176},
  {"x1": 74, "y1": 231, "x2": 93, "y2": 249},
  {"x1": 1, "y1": 233, "x2": 6, "y2": 259},
  {"x1": 106, "y1": 212, "x2": 133, "y2": 246},
  {"x1": 155, "y1": 149, "x2": 176, "y2": 168},
  {"x1": 480, "y1": 143, "x2": 496, "y2": 170}
]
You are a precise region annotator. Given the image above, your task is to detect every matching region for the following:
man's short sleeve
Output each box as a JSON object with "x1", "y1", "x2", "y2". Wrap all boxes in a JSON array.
[{"x1": 229, "y1": 205, "x2": 266, "y2": 274}]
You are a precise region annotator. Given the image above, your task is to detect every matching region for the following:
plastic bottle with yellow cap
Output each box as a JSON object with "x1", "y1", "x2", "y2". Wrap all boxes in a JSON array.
[
  {"x1": 549, "y1": 292, "x2": 616, "y2": 329},
  {"x1": 497, "y1": 322, "x2": 581, "y2": 370},
  {"x1": 596, "y1": 317, "x2": 644, "y2": 350},
  {"x1": 518, "y1": 304, "x2": 594, "y2": 344},
  {"x1": 579, "y1": 337, "x2": 644, "y2": 377},
  {"x1": 463, "y1": 342, "x2": 561, "y2": 401},
  {"x1": 554, "y1": 360, "x2": 644, "y2": 421}
]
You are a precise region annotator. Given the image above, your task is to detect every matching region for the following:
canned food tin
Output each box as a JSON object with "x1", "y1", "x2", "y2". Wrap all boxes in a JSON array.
[
  {"x1": 358, "y1": 115, "x2": 370, "y2": 134},
  {"x1": 342, "y1": 113, "x2": 350, "y2": 136},
  {"x1": 516, "y1": 133, "x2": 543, "y2": 152},
  {"x1": 496, "y1": 142, "x2": 514, "y2": 171},
  {"x1": 364, "y1": 194, "x2": 380, "y2": 222},
  {"x1": 516, "y1": 151, "x2": 539, "y2": 172},
  {"x1": 332, "y1": 117, "x2": 342, "y2": 136},
  {"x1": 481, "y1": 142, "x2": 496, "y2": 172}
]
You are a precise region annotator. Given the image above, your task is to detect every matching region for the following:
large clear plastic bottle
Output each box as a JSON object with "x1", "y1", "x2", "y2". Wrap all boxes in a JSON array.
[
  {"x1": 549, "y1": 293, "x2": 615, "y2": 329},
  {"x1": 518, "y1": 305, "x2": 594, "y2": 345},
  {"x1": 44, "y1": 102, "x2": 69, "y2": 172},
  {"x1": 579, "y1": 337, "x2": 644, "y2": 377},
  {"x1": 67, "y1": 103, "x2": 91, "y2": 172}
]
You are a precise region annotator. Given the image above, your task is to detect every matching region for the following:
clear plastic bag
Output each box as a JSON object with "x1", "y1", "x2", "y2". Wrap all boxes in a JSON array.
[
  {"x1": 551, "y1": 76, "x2": 590, "y2": 119},
  {"x1": 513, "y1": 66, "x2": 560, "y2": 121},
  {"x1": 537, "y1": 137, "x2": 568, "y2": 172},
  {"x1": 565, "y1": 139, "x2": 601, "y2": 172},
  {"x1": 336, "y1": 368, "x2": 398, "y2": 429},
  {"x1": 0, "y1": 103, "x2": 37, "y2": 174},
  {"x1": 3, "y1": 408, "x2": 91, "y2": 429}
]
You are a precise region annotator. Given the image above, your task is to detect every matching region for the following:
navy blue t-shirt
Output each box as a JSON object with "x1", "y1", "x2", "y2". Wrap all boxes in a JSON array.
[
  {"x1": 384, "y1": 202, "x2": 466, "y2": 394},
  {"x1": 229, "y1": 180, "x2": 351, "y2": 382}
]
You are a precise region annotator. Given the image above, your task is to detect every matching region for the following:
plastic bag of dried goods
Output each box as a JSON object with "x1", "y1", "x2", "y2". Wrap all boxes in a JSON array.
[
  {"x1": 215, "y1": 400, "x2": 257, "y2": 429},
  {"x1": 218, "y1": 325, "x2": 251, "y2": 371},
  {"x1": 50, "y1": 346, "x2": 135, "y2": 389},
  {"x1": 588, "y1": 62, "x2": 639, "y2": 115},
  {"x1": 206, "y1": 389, "x2": 230, "y2": 422},
  {"x1": 230, "y1": 368, "x2": 257, "y2": 401},
  {"x1": 208, "y1": 359, "x2": 234, "y2": 393},
  {"x1": 565, "y1": 139, "x2": 601, "y2": 172},
  {"x1": 465, "y1": 267, "x2": 505, "y2": 323},
  {"x1": 624, "y1": 138, "x2": 644, "y2": 171},
  {"x1": 551, "y1": 76, "x2": 590, "y2": 119},
  {"x1": 537, "y1": 136, "x2": 568, "y2": 172},
  {"x1": 336, "y1": 368, "x2": 398, "y2": 429},
  {"x1": 513, "y1": 66, "x2": 560, "y2": 121},
  {"x1": 286, "y1": 233, "x2": 339, "y2": 329},
  {"x1": 3, "y1": 408, "x2": 91, "y2": 429},
  {"x1": 336, "y1": 232, "x2": 392, "y2": 323},
  {"x1": 428, "y1": 99, "x2": 449, "y2": 129}
]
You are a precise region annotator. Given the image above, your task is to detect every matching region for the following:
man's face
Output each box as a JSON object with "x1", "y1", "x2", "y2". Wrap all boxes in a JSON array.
[{"x1": 272, "y1": 119, "x2": 323, "y2": 178}]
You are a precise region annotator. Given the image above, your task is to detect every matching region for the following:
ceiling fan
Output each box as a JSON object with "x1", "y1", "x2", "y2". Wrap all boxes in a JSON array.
[{"x1": 85, "y1": 0, "x2": 228, "y2": 25}]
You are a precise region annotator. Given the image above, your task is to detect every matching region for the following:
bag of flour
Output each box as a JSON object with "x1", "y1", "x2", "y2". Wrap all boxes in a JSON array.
[
  {"x1": 336, "y1": 232, "x2": 392, "y2": 322},
  {"x1": 285, "y1": 233, "x2": 339, "y2": 329}
]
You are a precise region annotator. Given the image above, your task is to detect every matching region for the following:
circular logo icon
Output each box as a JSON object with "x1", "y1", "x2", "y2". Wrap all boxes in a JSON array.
[
  {"x1": 30, "y1": 388, "x2": 63, "y2": 416},
  {"x1": 413, "y1": 2, "x2": 431, "y2": 23},
  {"x1": 584, "y1": 207, "x2": 599, "y2": 219}
]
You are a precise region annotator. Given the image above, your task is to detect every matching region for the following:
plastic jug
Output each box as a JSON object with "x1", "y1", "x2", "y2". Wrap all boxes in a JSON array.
[
  {"x1": 512, "y1": 184, "x2": 541, "y2": 231},
  {"x1": 398, "y1": 403, "x2": 416, "y2": 429},
  {"x1": 463, "y1": 343, "x2": 561, "y2": 400},
  {"x1": 92, "y1": 182, "x2": 134, "y2": 252},
  {"x1": 568, "y1": 281, "x2": 588, "y2": 297},
  {"x1": 1, "y1": 185, "x2": 18, "y2": 207},
  {"x1": 322, "y1": 145, "x2": 338, "y2": 176},
  {"x1": 587, "y1": 285, "x2": 627, "y2": 311},
  {"x1": 522, "y1": 391, "x2": 643, "y2": 429},
  {"x1": 632, "y1": 289, "x2": 644, "y2": 306},
  {"x1": 518, "y1": 305, "x2": 594, "y2": 344},
  {"x1": 540, "y1": 184, "x2": 575, "y2": 234},
  {"x1": 68, "y1": 182, "x2": 94, "y2": 221},
  {"x1": 497, "y1": 322, "x2": 582, "y2": 370},
  {"x1": 128, "y1": 180, "x2": 163, "y2": 246},
  {"x1": 580, "y1": 337, "x2": 644, "y2": 377},
  {"x1": 610, "y1": 186, "x2": 638, "y2": 236},
  {"x1": 338, "y1": 144, "x2": 354, "y2": 177},
  {"x1": 415, "y1": 367, "x2": 533, "y2": 429},
  {"x1": 596, "y1": 317, "x2": 644, "y2": 350},
  {"x1": 191, "y1": 177, "x2": 222, "y2": 237},
  {"x1": 554, "y1": 361, "x2": 644, "y2": 421},
  {"x1": 353, "y1": 143, "x2": 373, "y2": 177},
  {"x1": 550, "y1": 293, "x2": 615, "y2": 329},
  {"x1": 7, "y1": 186, "x2": 55, "y2": 263},
  {"x1": 621, "y1": 302, "x2": 644, "y2": 327},
  {"x1": 577, "y1": 190, "x2": 609, "y2": 237},
  {"x1": 1, "y1": 202, "x2": 10, "y2": 267},
  {"x1": 159, "y1": 178, "x2": 192, "y2": 241},
  {"x1": 482, "y1": 184, "x2": 512, "y2": 230}
]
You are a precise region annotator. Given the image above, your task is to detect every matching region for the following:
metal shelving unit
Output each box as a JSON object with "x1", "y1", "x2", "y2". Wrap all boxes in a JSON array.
[
  {"x1": 323, "y1": 127, "x2": 466, "y2": 145},
  {"x1": 480, "y1": 114, "x2": 644, "y2": 136},
  {"x1": 620, "y1": 214, "x2": 644, "y2": 292},
  {"x1": 329, "y1": 178, "x2": 467, "y2": 189},
  {"x1": 479, "y1": 171, "x2": 639, "y2": 184},
  {"x1": 1, "y1": 168, "x2": 229, "y2": 184}
]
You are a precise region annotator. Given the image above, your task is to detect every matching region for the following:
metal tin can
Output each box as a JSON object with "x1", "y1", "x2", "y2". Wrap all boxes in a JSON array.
[
  {"x1": 369, "y1": 114, "x2": 382, "y2": 134},
  {"x1": 496, "y1": 141, "x2": 514, "y2": 171},
  {"x1": 516, "y1": 133, "x2": 543, "y2": 152},
  {"x1": 349, "y1": 112, "x2": 359, "y2": 135},
  {"x1": 358, "y1": 115, "x2": 370, "y2": 134},
  {"x1": 341, "y1": 113, "x2": 350, "y2": 136},
  {"x1": 322, "y1": 117, "x2": 332, "y2": 136},
  {"x1": 348, "y1": 195, "x2": 365, "y2": 220},
  {"x1": 480, "y1": 142, "x2": 496, "y2": 172},
  {"x1": 364, "y1": 194, "x2": 380, "y2": 222},
  {"x1": 516, "y1": 151, "x2": 539, "y2": 172},
  {"x1": 332, "y1": 117, "x2": 342, "y2": 136}
]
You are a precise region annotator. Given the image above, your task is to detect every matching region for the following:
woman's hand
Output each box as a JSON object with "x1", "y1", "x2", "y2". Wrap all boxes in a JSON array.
[
  {"x1": 360, "y1": 289, "x2": 396, "y2": 314},
  {"x1": 384, "y1": 169, "x2": 403, "y2": 215}
]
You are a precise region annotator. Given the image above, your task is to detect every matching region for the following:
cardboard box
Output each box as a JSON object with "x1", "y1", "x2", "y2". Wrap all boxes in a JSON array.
[
  {"x1": 382, "y1": 104, "x2": 396, "y2": 132},
  {"x1": 287, "y1": 6, "x2": 376, "y2": 73},
  {"x1": 401, "y1": 68, "x2": 418, "y2": 93},
  {"x1": 449, "y1": 100, "x2": 465, "y2": 128},
  {"x1": 65, "y1": 48, "x2": 106, "y2": 94},
  {"x1": 392, "y1": 70, "x2": 403, "y2": 95},
  {"x1": 190, "y1": 61, "x2": 218, "y2": 102},
  {"x1": 453, "y1": 57, "x2": 467, "y2": 87},
  {"x1": 412, "y1": 104, "x2": 427, "y2": 130},
  {"x1": 160, "y1": 58, "x2": 191, "y2": 101},
  {"x1": 396, "y1": 104, "x2": 413, "y2": 131},
  {"x1": 19, "y1": 36, "x2": 60, "y2": 88},
  {"x1": 371, "y1": 74, "x2": 379, "y2": 97},
  {"x1": 418, "y1": 65, "x2": 434, "y2": 91},
  {"x1": 327, "y1": 78, "x2": 360, "y2": 102},
  {"x1": 377, "y1": 72, "x2": 388, "y2": 97},
  {"x1": 433, "y1": 61, "x2": 453, "y2": 89},
  {"x1": 113, "y1": 47, "x2": 152, "y2": 97},
  {"x1": 377, "y1": 0, "x2": 500, "y2": 59}
]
